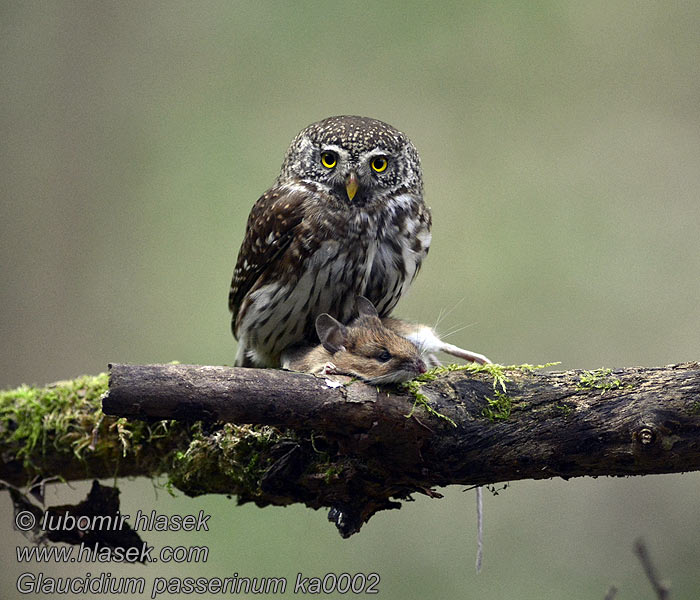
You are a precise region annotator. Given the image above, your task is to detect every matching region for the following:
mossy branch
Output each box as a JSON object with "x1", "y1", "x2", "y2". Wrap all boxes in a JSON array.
[{"x1": 2, "y1": 362, "x2": 700, "y2": 537}]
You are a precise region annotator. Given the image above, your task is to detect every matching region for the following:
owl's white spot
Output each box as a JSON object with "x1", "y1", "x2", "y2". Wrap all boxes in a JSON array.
[
  {"x1": 360, "y1": 242, "x2": 377, "y2": 292},
  {"x1": 237, "y1": 238, "x2": 381, "y2": 362},
  {"x1": 386, "y1": 193, "x2": 415, "y2": 217},
  {"x1": 416, "y1": 228, "x2": 432, "y2": 252},
  {"x1": 235, "y1": 119, "x2": 429, "y2": 369},
  {"x1": 283, "y1": 182, "x2": 316, "y2": 197}
]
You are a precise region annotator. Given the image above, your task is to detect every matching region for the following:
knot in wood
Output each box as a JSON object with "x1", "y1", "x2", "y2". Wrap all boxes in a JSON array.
[{"x1": 638, "y1": 427, "x2": 655, "y2": 445}]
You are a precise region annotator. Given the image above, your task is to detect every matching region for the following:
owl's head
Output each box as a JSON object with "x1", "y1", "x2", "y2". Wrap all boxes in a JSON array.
[{"x1": 279, "y1": 115, "x2": 423, "y2": 206}]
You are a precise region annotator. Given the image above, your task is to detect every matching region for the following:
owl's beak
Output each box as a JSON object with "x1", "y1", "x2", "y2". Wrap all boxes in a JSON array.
[{"x1": 345, "y1": 171, "x2": 359, "y2": 201}]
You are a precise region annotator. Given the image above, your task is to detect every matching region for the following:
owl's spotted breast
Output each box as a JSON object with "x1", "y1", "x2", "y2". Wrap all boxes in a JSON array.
[{"x1": 229, "y1": 116, "x2": 431, "y2": 367}]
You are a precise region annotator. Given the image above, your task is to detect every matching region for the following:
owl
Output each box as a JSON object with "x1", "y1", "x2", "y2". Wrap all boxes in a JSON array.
[{"x1": 229, "y1": 115, "x2": 431, "y2": 367}]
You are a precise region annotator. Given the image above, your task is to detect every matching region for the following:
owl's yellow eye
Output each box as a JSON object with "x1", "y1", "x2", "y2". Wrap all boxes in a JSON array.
[
  {"x1": 321, "y1": 152, "x2": 337, "y2": 169},
  {"x1": 371, "y1": 156, "x2": 388, "y2": 173}
]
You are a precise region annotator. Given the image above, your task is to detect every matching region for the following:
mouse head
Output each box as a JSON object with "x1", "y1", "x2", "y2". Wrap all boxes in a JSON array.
[{"x1": 314, "y1": 297, "x2": 427, "y2": 384}]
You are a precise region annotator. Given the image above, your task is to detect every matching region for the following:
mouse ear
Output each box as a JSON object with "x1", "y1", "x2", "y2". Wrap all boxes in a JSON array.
[
  {"x1": 355, "y1": 296, "x2": 379, "y2": 318},
  {"x1": 315, "y1": 314, "x2": 348, "y2": 354}
]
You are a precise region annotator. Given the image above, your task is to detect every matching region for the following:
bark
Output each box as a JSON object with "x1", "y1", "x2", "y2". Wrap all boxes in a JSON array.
[
  {"x1": 103, "y1": 361, "x2": 700, "y2": 535},
  {"x1": 3, "y1": 362, "x2": 699, "y2": 537}
]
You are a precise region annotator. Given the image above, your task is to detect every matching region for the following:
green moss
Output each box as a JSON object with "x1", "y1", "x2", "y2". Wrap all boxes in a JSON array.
[
  {"x1": 324, "y1": 464, "x2": 343, "y2": 483},
  {"x1": 404, "y1": 381, "x2": 457, "y2": 427},
  {"x1": 412, "y1": 362, "x2": 558, "y2": 391},
  {"x1": 0, "y1": 374, "x2": 108, "y2": 468},
  {"x1": 482, "y1": 391, "x2": 512, "y2": 421},
  {"x1": 555, "y1": 403, "x2": 573, "y2": 416},
  {"x1": 168, "y1": 423, "x2": 282, "y2": 499},
  {"x1": 403, "y1": 362, "x2": 559, "y2": 425},
  {"x1": 0, "y1": 374, "x2": 194, "y2": 485},
  {"x1": 576, "y1": 368, "x2": 624, "y2": 394},
  {"x1": 402, "y1": 364, "x2": 484, "y2": 425}
]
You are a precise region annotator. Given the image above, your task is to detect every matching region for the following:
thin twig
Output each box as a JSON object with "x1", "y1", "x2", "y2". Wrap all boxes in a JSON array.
[
  {"x1": 603, "y1": 585, "x2": 618, "y2": 600},
  {"x1": 633, "y1": 538, "x2": 670, "y2": 600}
]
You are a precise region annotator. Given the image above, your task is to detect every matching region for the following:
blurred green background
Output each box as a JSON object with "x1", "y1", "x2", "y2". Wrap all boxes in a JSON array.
[{"x1": 2, "y1": 1, "x2": 699, "y2": 598}]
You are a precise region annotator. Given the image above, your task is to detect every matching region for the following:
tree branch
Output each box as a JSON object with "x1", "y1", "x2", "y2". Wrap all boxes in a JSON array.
[{"x1": 2, "y1": 362, "x2": 699, "y2": 537}]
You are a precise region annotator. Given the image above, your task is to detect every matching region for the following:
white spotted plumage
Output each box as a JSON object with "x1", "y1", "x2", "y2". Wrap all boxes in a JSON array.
[{"x1": 229, "y1": 116, "x2": 431, "y2": 367}]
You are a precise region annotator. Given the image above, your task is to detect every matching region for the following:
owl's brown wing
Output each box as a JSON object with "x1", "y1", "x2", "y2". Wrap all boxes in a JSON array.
[{"x1": 228, "y1": 187, "x2": 306, "y2": 334}]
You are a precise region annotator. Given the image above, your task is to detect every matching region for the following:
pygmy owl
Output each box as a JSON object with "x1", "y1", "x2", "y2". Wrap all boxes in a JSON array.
[{"x1": 228, "y1": 115, "x2": 431, "y2": 367}]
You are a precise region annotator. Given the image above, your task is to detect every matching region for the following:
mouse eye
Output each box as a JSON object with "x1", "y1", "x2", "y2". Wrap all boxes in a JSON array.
[{"x1": 377, "y1": 348, "x2": 392, "y2": 362}]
